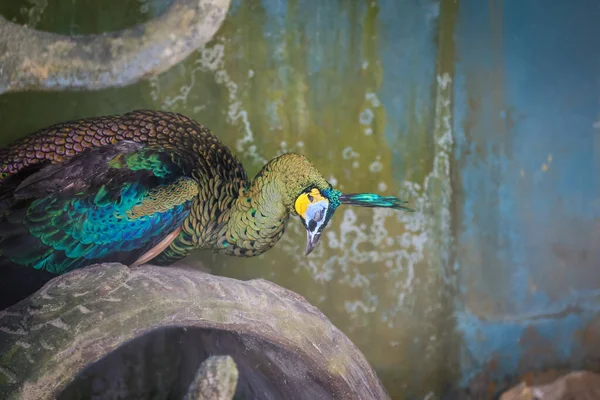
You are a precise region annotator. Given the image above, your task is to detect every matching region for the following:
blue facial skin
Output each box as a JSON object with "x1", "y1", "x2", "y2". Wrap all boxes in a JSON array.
[{"x1": 302, "y1": 187, "x2": 414, "y2": 255}]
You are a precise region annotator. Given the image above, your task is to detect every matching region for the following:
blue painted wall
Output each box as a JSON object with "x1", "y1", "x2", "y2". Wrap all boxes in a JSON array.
[{"x1": 453, "y1": 0, "x2": 600, "y2": 393}]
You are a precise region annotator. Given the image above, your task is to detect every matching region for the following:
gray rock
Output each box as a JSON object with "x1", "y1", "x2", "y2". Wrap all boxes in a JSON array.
[
  {"x1": 0, "y1": 0, "x2": 230, "y2": 94},
  {"x1": 184, "y1": 355, "x2": 238, "y2": 400},
  {"x1": 500, "y1": 371, "x2": 600, "y2": 400},
  {"x1": 0, "y1": 263, "x2": 389, "y2": 400}
]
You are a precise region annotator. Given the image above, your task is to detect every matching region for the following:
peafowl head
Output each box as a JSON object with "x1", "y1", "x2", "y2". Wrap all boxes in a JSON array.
[
  {"x1": 292, "y1": 182, "x2": 414, "y2": 256},
  {"x1": 252, "y1": 153, "x2": 414, "y2": 256}
]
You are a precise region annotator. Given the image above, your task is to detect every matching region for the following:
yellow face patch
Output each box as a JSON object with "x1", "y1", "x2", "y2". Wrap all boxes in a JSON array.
[{"x1": 294, "y1": 188, "x2": 326, "y2": 218}]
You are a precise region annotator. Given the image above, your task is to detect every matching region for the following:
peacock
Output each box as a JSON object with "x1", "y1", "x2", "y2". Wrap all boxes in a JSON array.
[{"x1": 0, "y1": 110, "x2": 413, "y2": 308}]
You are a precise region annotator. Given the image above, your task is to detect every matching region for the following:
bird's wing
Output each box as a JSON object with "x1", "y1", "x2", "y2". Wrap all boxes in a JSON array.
[{"x1": 0, "y1": 141, "x2": 199, "y2": 274}]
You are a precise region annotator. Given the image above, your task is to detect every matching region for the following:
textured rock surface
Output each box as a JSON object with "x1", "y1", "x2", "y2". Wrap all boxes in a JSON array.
[
  {"x1": 499, "y1": 371, "x2": 600, "y2": 400},
  {"x1": 0, "y1": 0, "x2": 230, "y2": 94},
  {"x1": 0, "y1": 263, "x2": 389, "y2": 399},
  {"x1": 184, "y1": 355, "x2": 238, "y2": 400}
]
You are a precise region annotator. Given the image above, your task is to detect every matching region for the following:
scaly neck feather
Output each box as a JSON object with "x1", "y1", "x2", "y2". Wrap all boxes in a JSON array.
[
  {"x1": 219, "y1": 153, "x2": 329, "y2": 257},
  {"x1": 153, "y1": 153, "x2": 329, "y2": 263}
]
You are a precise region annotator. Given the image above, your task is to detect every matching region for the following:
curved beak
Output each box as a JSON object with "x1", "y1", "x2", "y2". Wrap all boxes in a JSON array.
[{"x1": 305, "y1": 230, "x2": 322, "y2": 255}]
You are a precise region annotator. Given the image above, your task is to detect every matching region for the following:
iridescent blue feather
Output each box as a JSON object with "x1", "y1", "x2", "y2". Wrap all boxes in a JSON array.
[{"x1": 0, "y1": 142, "x2": 198, "y2": 274}]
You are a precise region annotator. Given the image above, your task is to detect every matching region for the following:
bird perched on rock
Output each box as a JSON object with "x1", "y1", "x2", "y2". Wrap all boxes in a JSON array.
[{"x1": 0, "y1": 110, "x2": 413, "y2": 307}]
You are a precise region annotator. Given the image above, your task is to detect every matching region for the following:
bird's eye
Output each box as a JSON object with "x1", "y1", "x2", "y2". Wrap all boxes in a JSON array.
[{"x1": 308, "y1": 194, "x2": 314, "y2": 202}]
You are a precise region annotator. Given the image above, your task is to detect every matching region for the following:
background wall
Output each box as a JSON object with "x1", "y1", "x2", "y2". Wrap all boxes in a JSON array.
[{"x1": 0, "y1": 0, "x2": 598, "y2": 398}]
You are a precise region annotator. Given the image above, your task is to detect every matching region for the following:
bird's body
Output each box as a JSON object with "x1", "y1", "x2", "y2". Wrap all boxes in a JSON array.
[{"x1": 0, "y1": 110, "x2": 413, "y2": 309}]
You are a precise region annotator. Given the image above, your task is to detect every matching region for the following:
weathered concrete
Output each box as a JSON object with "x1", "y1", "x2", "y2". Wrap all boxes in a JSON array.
[
  {"x1": 0, "y1": 0, "x2": 230, "y2": 94},
  {"x1": 0, "y1": 263, "x2": 389, "y2": 400},
  {"x1": 499, "y1": 371, "x2": 600, "y2": 400},
  {"x1": 183, "y1": 355, "x2": 239, "y2": 400}
]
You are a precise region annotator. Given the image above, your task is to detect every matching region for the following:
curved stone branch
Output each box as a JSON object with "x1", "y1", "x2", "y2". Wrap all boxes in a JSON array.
[
  {"x1": 0, "y1": 0, "x2": 230, "y2": 94},
  {"x1": 0, "y1": 263, "x2": 389, "y2": 399}
]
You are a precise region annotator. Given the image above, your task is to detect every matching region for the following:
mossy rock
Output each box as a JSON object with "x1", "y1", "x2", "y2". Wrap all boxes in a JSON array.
[
  {"x1": 0, "y1": 263, "x2": 389, "y2": 399},
  {"x1": 0, "y1": 0, "x2": 230, "y2": 94}
]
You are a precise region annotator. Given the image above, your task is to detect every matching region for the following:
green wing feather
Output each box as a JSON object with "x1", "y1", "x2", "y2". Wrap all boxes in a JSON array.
[{"x1": 0, "y1": 141, "x2": 198, "y2": 274}]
